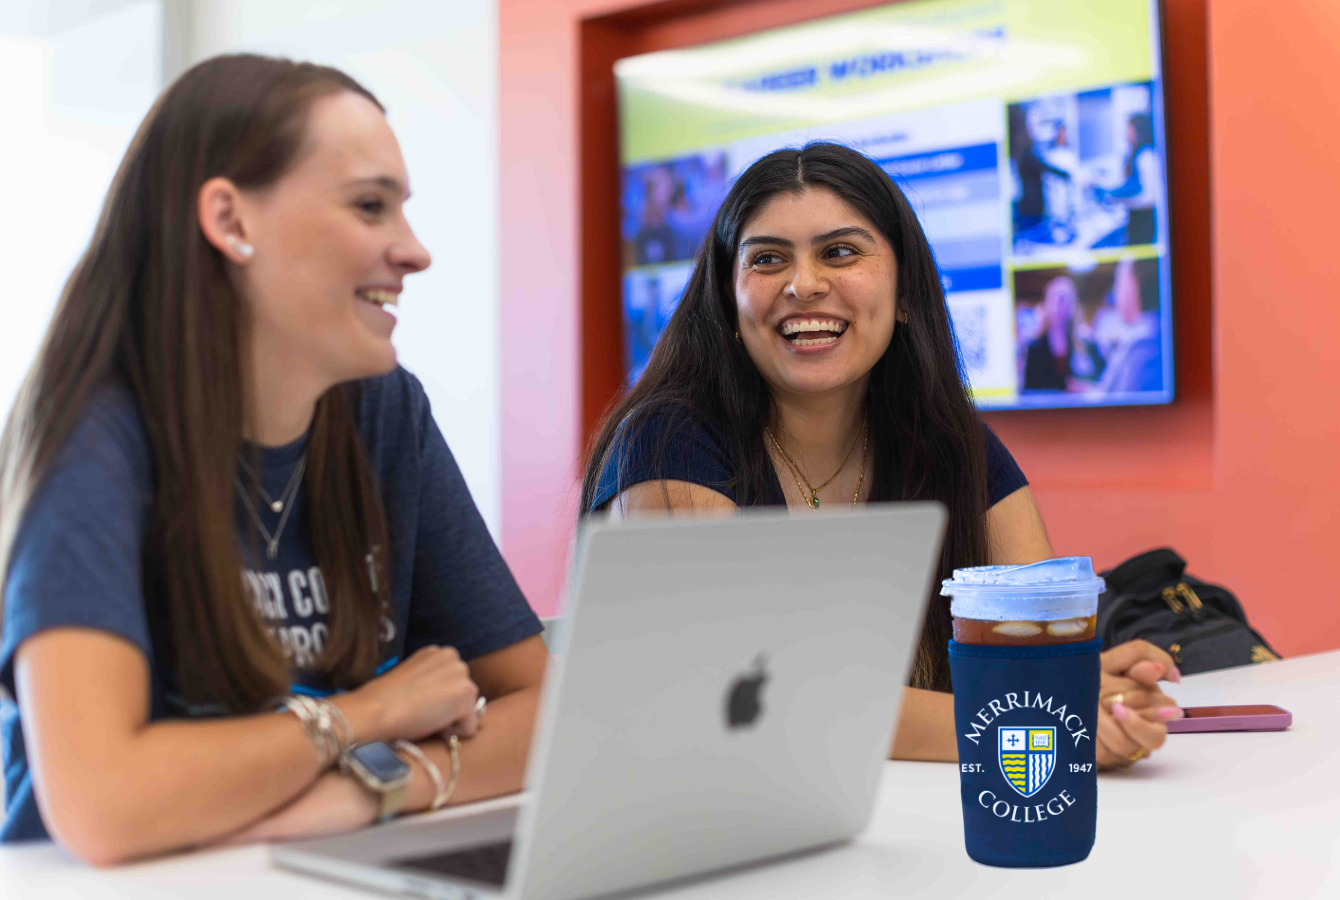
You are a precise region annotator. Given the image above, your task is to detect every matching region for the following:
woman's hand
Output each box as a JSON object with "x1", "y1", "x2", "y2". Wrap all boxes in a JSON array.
[
  {"x1": 1096, "y1": 640, "x2": 1183, "y2": 770},
  {"x1": 220, "y1": 772, "x2": 378, "y2": 846},
  {"x1": 339, "y1": 645, "x2": 481, "y2": 744}
]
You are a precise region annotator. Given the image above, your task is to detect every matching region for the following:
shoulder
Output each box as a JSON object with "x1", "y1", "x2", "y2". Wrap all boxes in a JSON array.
[
  {"x1": 590, "y1": 404, "x2": 740, "y2": 511},
  {"x1": 3, "y1": 383, "x2": 155, "y2": 694},
  {"x1": 980, "y1": 420, "x2": 1029, "y2": 508},
  {"x1": 352, "y1": 366, "x2": 453, "y2": 480},
  {"x1": 40, "y1": 381, "x2": 152, "y2": 495},
  {"x1": 355, "y1": 366, "x2": 430, "y2": 441}
]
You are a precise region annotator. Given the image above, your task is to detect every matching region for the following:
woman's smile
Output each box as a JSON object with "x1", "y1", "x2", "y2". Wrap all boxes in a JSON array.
[{"x1": 776, "y1": 315, "x2": 850, "y2": 353}]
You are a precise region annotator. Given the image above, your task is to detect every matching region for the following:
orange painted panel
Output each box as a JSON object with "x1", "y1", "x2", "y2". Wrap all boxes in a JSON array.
[{"x1": 499, "y1": 0, "x2": 1340, "y2": 657}]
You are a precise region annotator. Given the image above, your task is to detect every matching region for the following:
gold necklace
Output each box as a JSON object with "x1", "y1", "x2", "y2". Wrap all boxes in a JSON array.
[{"x1": 766, "y1": 419, "x2": 867, "y2": 510}]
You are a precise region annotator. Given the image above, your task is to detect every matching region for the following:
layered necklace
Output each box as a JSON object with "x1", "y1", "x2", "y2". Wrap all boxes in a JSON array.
[
  {"x1": 766, "y1": 417, "x2": 868, "y2": 510},
  {"x1": 235, "y1": 453, "x2": 307, "y2": 560}
]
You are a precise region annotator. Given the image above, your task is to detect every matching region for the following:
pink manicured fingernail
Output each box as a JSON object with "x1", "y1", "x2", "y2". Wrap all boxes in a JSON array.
[
  {"x1": 1168, "y1": 666, "x2": 1182, "y2": 684},
  {"x1": 1157, "y1": 706, "x2": 1185, "y2": 720},
  {"x1": 1112, "y1": 702, "x2": 1130, "y2": 722}
]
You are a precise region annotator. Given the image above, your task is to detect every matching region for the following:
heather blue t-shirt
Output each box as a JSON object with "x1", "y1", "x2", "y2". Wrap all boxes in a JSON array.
[
  {"x1": 590, "y1": 409, "x2": 1028, "y2": 511},
  {"x1": 0, "y1": 367, "x2": 541, "y2": 842}
]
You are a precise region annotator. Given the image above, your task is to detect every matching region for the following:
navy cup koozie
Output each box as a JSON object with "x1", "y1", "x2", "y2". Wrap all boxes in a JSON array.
[{"x1": 948, "y1": 638, "x2": 1101, "y2": 868}]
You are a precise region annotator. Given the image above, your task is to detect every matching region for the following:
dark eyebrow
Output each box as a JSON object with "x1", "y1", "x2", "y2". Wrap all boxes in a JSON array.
[
  {"x1": 344, "y1": 175, "x2": 410, "y2": 198},
  {"x1": 738, "y1": 226, "x2": 875, "y2": 255},
  {"x1": 812, "y1": 226, "x2": 875, "y2": 244},
  {"x1": 738, "y1": 235, "x2": 793, "y2": 253}
]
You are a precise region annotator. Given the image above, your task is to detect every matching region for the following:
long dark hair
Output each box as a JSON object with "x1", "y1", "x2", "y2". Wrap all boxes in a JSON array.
[
  {"x1": 0, "y1": 54, "x2": 393, "y2": 712},
  {"x1": 1125, "y1": 113, "x2": 1155, "y2": 176},
  {"x1": 580, "y1": 142, "x2": 989, "y2": 692}
]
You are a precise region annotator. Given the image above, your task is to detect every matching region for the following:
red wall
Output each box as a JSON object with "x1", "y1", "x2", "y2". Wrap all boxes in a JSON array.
[{"x1": 499, "y1": 0, "x2": 1340, "y2": 658}]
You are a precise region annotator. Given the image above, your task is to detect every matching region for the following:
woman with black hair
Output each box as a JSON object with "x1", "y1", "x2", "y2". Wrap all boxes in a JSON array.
[
  {"x1": 1096, "y1": 113, "x2": 1161, "y2": 245},
  {"x1": 581, "y1": 143, "x2": 1182, "y2": 770}
]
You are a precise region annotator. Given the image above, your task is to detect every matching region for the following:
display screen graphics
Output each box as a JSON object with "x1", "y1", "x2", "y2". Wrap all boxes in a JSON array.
[{"x1": 615, "y1": 0, "x2": 1174, "y2": 410}]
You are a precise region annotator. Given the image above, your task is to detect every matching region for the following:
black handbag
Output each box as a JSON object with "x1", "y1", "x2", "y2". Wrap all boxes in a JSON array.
[{"x1": 1096, "y1": 548, "x2": 1282, "y2": 676}]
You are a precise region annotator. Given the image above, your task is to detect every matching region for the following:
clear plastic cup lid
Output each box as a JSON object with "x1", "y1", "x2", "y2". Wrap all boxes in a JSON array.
[{"x1": 940, "y1": 557, "x2": 1106, "y2": 597}]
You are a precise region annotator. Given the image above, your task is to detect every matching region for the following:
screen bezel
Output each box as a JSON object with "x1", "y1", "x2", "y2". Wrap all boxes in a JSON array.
[{"x1": 612, "y1": 0, "x2": 1178, "y2": 414}]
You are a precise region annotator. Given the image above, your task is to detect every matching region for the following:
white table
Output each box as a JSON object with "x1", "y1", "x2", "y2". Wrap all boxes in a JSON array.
[{"x1": 3, "y1": 652, "x2": 1337, "y2": 899}]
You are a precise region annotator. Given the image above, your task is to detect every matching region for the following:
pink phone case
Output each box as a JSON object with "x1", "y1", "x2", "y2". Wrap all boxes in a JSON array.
[{"x1": 1165, "y1": 705, "x2": 1292, "y2": 733}]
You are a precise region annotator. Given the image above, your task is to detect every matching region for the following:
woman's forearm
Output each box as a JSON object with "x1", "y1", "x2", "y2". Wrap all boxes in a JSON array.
[
  {"x1": 18, "y1": 630, "x2": 388, "y2": 865},
  {"x1": 82, "y1": 712, "x2": 331, "y2": 860},
  {"x1": 46, "y1": 687, "x2": 384, "y2": 864},
  {"x1": 403, "y1": 684, "x2": 541, "y2": 811},
  {"x1": 889, "y1": 687, "x2": 958, "y2": 763}
]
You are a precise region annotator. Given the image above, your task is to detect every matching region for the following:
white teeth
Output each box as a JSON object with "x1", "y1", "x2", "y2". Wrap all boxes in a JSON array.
[
  {"x1": 780, "y1": 317, "x2": 848, "y2": 336},
  {"x1": 791, "y1": 335, "x2": 839, "y2": 347},
  {"x1": 357, "y1": 288, "x2": 398, "y2": 306}
]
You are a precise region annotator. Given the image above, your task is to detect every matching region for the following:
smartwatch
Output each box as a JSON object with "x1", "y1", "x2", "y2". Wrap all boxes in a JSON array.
[{"x1": 342, "y1": 741, "x2": 411, "y2": 822}]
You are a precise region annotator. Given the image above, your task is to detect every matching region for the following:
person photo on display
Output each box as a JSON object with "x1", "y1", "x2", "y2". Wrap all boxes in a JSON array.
[
  {"x1": 1021, "y1": 275, "x2": 1104, "y2": 393},
  {"x1": 1094, "y1": 258, "x2": 1163, "y2": 395},
  {"x1": 1009, "y1": 105, "x2": 1071, "y2": 240},
  {"x1": 0, "y1": 54, "x2": 546, "y2": 863},
  {"x1": 580, "y1": 142, "x2": 1183, "y2": 772},
  {"x1": 1094, "y1": 113, "x2": 1161, "y2": 246}
]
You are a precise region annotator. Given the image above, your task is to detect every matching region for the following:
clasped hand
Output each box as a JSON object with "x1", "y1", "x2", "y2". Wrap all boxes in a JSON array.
[
  {"x1": 221, "y1": 645, "x2": 481, "y2": 845},
  {"x1": 1096, "y1": 640, "x2": 1183, "y2": 769}
]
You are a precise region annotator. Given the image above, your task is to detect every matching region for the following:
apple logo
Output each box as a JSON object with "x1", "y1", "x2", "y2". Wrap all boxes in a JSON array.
[{"x1": 725, "y1": 655, "x2": 769, "y2": 729}]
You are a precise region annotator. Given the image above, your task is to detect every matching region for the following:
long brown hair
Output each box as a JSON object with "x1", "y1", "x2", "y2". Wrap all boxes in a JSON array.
[
  {"x1": 581, "y1": 144, "x2": 990, "y2": 692},
  {"x1": 0, "y1": 54, "x2": 393, "y2": 712}
]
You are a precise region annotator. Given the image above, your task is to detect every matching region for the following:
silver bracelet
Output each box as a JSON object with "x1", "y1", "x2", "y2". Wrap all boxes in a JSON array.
[
  {"x1": 393, "y1": 740, "x2": 449, "y2": 812},
  {"x1": 280, "y1": 696, "x2": 333, "y2": 767},
  {"x1": 443, "y1": 735, "x2": 462, "y2": 805},
  {"x1": 280, "y1": 695, "x2": 353, "y2": 768}
]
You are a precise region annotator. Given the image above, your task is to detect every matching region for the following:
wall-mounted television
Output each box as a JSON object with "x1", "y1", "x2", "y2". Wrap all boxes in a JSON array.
[{"x1": 614, "y1": 0, "x2": 1173, "y2": 410}]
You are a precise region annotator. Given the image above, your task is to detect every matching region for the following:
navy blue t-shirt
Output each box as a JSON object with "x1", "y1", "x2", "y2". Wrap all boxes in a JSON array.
[
  {"x1": 591, "y1": 409, "x2": 1028, "y2": 511},
  {"x1": 0, "y1": 367, "x2": 541, "y2": 842}
]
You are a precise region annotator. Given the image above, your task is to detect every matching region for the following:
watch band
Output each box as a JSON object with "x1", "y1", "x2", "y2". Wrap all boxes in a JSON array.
[
  {"x1": 341, "y1": 742, "x2": 412, "y2": 822},
  {"x1": 376, "y1": 775, "x2": 408, "y2": 822}
]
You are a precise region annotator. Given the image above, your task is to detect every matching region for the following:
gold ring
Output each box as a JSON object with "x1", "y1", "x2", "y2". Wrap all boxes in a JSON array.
[
  {"x1": 1126, "y1": 747, "x2": 1147, "y2": 763},
  {"x1": 1107, "y1": 693, "x2": 1125, "y2": 708}
]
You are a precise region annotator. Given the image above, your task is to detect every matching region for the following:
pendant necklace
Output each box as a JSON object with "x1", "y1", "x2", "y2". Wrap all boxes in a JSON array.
[
  {"x1": 236, "y1": 454, "x2": 307, "y2": 560},
  {"x1": 766, "y1": 418, "x2": 867, "y2": 510},
  {"x1": 238, "y1": 454, "x2": 286, "y2": 512}
]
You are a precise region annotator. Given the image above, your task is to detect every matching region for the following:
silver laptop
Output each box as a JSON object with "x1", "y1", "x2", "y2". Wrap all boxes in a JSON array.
[{"x1": 272, "y1": 504, "x2": 946, "y2": 899}]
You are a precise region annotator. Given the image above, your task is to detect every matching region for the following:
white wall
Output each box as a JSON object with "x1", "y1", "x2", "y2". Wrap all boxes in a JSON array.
[
  {"x1": 0, "y1": 1, "x2": 161, "y2": 419},
  {"x1": 172, "y1": 0, "x2": 504, "y2": 536}
]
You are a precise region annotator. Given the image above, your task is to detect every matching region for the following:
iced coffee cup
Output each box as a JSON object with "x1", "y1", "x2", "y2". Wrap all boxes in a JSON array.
[
  {"x1": 942, "y1": 558, "x2": 1106, "y2": 868},
  {"x1": 943, "y1": 558, "x2": 1102, "y2": 646}
]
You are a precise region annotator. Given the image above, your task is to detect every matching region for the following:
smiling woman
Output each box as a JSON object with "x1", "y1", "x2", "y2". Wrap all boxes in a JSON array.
[
  {"x1": 0, "y1": 54, "x2": 545, "y2": 863},
  {"x1": 580, "y1": 142, "x2": 1183, "y2": 772}
]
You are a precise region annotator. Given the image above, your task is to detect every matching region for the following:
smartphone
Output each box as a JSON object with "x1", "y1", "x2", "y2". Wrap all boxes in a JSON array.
[{"x1": 1165, "y1": 704, "x2": 1292, "y2": 733}]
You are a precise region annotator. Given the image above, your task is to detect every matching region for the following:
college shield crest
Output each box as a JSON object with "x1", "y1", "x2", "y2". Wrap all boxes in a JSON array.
[{"x1": 998, "y1": 727, "x2": 1056, "y2": 798}]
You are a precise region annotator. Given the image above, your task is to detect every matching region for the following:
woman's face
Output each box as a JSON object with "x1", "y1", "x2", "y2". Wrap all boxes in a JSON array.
[
  {"x1": 733, "y1": 187, "x2": 898, "y2": 401},
  {"x1": 1043, "y1": 277, "x2": 1077, "y2": 329},
  {"x1": 233, "y1": 91, "x2": 431, "y2": 386}
]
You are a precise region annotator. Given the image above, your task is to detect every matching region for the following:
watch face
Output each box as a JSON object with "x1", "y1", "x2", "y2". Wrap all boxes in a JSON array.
[{"x1": 351, "y1": 742, "x2": 410, "y2": 782}]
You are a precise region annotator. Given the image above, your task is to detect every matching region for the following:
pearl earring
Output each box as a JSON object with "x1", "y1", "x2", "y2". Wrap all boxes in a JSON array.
[{"x1": 227, "y1": 236, "x2": 254, "y2": 259}]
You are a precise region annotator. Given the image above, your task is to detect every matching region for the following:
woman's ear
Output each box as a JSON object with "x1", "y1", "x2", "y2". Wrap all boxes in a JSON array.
[{"x1": 198, "y1": 176, "x2": 254, "y2": 264}]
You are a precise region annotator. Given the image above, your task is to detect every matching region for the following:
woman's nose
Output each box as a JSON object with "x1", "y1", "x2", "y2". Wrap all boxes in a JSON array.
[
  {"x1": 390, "y1": 224, "x2": 432, "y2": 273},
  {"x1": 786, "y1": 259, "x2": 828, "y2": 301}
]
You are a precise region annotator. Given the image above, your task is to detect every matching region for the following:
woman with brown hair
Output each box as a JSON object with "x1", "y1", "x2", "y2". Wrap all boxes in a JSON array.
[{"x1": 0, "y1": 55, "x2": 545, "y2": 862}]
